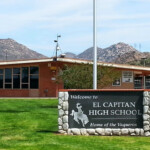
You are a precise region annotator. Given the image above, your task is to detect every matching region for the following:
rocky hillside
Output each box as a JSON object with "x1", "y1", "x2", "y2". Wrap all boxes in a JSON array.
[
  {"x1": 0, "y1": 38, "x2": 47, "y2": 61},
  {"x1": 64, "y1": 52, "x2": 77, "y2": 59},
  {"x1": 129, "y1": 53, "x2": 150, "y2": 67},
  {"x1": 103, "y1": 42, "x2": 140, "y2": 62},
  {"x1": 65, "y1": 42, "x2": 149, "y2": 64},
  {"x1": 113, "y1": 51, "x2": 146, "y2": 64},
  {"x1": 77, "y1": 47, "x2": 103, "y2": 60}
]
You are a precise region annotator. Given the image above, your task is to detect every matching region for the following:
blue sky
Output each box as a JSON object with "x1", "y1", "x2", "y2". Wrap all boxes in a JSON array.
[{"x1": 0, "y1": 0, "x2": 150, "y2": 57}]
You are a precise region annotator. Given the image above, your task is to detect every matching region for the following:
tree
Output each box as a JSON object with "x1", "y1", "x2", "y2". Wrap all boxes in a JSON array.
[
  {"x1": 56, "y1": 64, "x2": 121, "y2": 89},
  {"x1": 98, "y1": 65, "x2": 121, "y2": 88}
]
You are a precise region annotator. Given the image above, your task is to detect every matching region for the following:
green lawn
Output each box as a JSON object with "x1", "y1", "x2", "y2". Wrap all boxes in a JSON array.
[{"x1": 0, "y1": 99, "x2": 150, "y2": 150}]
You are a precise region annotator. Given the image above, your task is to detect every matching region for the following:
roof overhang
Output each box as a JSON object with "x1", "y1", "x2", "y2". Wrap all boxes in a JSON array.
[
  {"x1": 0, "y1": 57, "x2": 150, "y2": 72},
  {"x1": 56, "y1": 58, "x2": 150, "y2": 72},
  {"x1": 0, "y1": 58, "x2": 53, "y2": 66}
]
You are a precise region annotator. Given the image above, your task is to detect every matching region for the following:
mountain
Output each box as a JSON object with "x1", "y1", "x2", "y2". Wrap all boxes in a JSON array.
[
  {"x1": 114, "y1": 51, "x2": 146, "y2": 64},
  {"x1": 0, "y1": 38, "x2": 47, "y2": 61},
  {"x1": 128, "y1": 52, "x2": 150, "y2": 66},
  {"x1": 77, "y1": 47, "x2": 103, "y2": 60},
  {"x1": 64, "y1": 42, "x2": 149, "y2": 64},
  {"x1": 64, "y1": 52, "x2": 77, "y2": 59},
  {"x1": 103, "y1": 42, "x2": 139, "y2": 62}
]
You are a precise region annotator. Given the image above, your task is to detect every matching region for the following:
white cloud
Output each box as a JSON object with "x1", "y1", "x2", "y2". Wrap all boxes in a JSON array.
[
  {"x1": 0, "y1": 0, "x2": 93, "y2": 33},
  {"x1": 0, "y1": 0, "x2": 24, "y2": 6},
  {"x1": 98, "y1": 13, "x2": 150, "y2": 21},
  {"x1": 0, "y1": 0, "x2": 150, "y2": 53},
  {"x1": 98, "y1": 26, "x2": 150, "y2": 47},
  {"x1": 1, "y1": 0, "x2": 149, "y2": 33}
]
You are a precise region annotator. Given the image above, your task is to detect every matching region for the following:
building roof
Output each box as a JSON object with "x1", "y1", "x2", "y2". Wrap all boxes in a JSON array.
[
  {"x1": 0, "y1": 58, "x2": 52, "y2": 66},
  {"x1": 0, "y1": 57, "x2": 150, "y2": 72},
  {"x1": 56, "y1": 57, "x2": 150, "y2": 72}
]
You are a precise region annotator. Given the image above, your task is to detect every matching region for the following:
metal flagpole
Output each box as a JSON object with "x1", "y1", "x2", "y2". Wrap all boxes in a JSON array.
[{"x1": 93, "y1": 0, "x2": 97, "y2": 89}]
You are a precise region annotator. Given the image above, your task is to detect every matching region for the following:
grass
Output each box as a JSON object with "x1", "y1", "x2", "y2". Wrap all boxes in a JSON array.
[{"x1": 0, "y1": 99, "x2": 150, "y2": 150}]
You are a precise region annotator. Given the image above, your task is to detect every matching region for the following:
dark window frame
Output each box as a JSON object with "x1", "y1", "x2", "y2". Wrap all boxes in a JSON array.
[
  {"x1": 0, "y1": 66, "x2": 39, "y2": 90},
  {"x1": 0, "y1": 69, "x2": 3, "y2": 89},
  {"x1": 21, "y1": 67, "x2": 29, "y2": 89},
  {"x1": 5, "y1": 68, "x2": 12, "y2": 89},
  {"x1": 30, "y1": 66, "x2": 39, "y2": 89},
  {"x1": 13, "y1": 68, "x2": 21, "y2": 89}
]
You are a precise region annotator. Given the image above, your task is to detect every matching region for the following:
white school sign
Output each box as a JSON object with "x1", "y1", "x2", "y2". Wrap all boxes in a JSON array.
[{"x1": 58, "y1": 89, "x2": 150, "y2": 136}]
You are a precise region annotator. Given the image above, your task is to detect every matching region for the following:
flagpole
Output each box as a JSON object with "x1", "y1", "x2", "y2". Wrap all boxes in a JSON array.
[{"x1": 93, "y1": 0, "x2": 97, "y2": 89}]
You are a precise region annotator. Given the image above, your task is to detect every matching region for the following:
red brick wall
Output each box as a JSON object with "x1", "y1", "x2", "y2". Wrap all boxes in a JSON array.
[
  {"x1": 29, "y1": 89, "x2": 39, "y2": 97},
  {"x1": 0, "y1": 89, "x2": 29, "y2": 97},
  {"x1": 39, "y1": 62, "x2": 56, "y2": 97},
  {"x1": 0, "y1": 62, "x2": 64, "y2": 97},
  {"x1": 0, "y1": 60, "x2": 148, "y2": 97},
  {"x1": 103, "y1": 82, "x2": 134, "y2": 89}
]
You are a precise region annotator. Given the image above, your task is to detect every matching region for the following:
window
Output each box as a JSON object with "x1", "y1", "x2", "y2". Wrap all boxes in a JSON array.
[
  {"x1": 5, "y1": 84, "x2": 12, "y2": 89},
  {"x1": 5, "y1": 68, "x2": 12, "y2": 89},
  {"x1": 13, "y1": 75, "x2": 20, "y2": 89},
  {"x1": 112, "y1": 78, "x2": 121, "y2": 86},
  {"x1": 122, "y1": 71, "x2": 133, "y2": 83},
  {"x1": 22, "y1": 84, "x2": 28, "y2": 89},
  {"x1": 13, "y1": 68, "x2": 20, "y2": 89},
  {"x1": 30, "y1": 67, "x2": 39, "y2": 89},
  {"x1": 22, "y1": 67, "x2": 29, "y2": 89},
  {"x1": 0, "y1": 69, "x2": 3, "y2": 74},
  {"x1": 13, "y1": 68, "x2": 20, "y2": 74},
  {"x1": 134, "y1": 77, "x2": 142, "y2": 89},
  {"x1": 145, "y1": 76, "x2": 150, "y2": 89},
  {"x1": 5, "y1": 68, "x2": 12, "y2": 83},
  {"x1": 30, "y1": 75, "x2": 39, "y2": 89},
  {"x1": 0, "y1": 66, "x2": 39, "y2": 89},
  {"x1": 30, "y1": 66, "x2": 39, "y2": 74},
  {"x1": 0, "y1": 69, "x2": 3, "y2": 89}
]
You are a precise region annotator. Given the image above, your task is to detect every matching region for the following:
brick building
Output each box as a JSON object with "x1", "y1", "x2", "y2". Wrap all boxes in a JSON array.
[{"x1": 0, "y1": 57, "x2": 150, "y2": 97}]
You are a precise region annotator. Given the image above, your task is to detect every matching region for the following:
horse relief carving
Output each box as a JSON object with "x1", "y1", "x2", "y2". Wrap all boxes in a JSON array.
[{"x1": 70, "y1": 103, "x2": 89, "y2": 127}]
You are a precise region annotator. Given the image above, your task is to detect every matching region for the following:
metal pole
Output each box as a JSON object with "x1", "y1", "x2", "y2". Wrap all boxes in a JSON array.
[
  {"x1": 56, "y1": 36, "x2": 59, "y2": 61},
  {"x1": 56, "y1": 42, "x2": 58, "y2": 61},
  {"x1": 54, "y1": 35, "x2": 61, "y2": 61},
  {"x1": 93, "y1": 0, "x2": 97, "y2": 89}
]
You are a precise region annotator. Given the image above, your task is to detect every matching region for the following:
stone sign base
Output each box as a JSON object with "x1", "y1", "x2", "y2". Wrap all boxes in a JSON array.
[{"x1": 58, "y1": 90, "x2": 150, "y2": 136}]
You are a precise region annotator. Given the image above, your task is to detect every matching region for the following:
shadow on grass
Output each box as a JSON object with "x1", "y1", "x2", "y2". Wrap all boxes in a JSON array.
[
  {"x1": 0, "y1": 110, "x2": 29, "y2": 113},
  {"x1": 36, "y1": 130, "x2": 59, "y2": 134}
]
